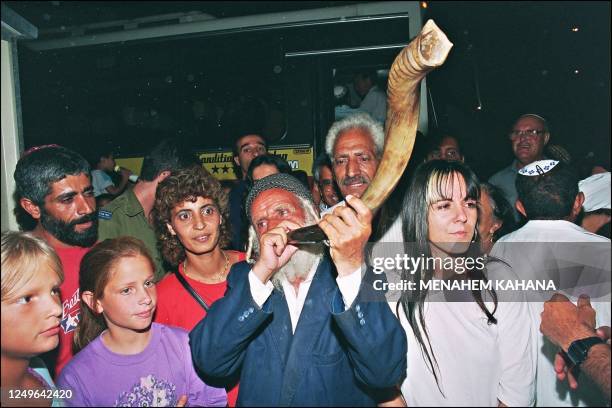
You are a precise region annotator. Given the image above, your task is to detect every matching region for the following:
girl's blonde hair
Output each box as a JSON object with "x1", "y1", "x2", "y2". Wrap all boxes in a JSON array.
[
  {"x1": 74, "y1": 237, "x2": 155, "y2": 352},
  {"x1": 1, "y1": 231, "x2": 64, "y2": 301}
]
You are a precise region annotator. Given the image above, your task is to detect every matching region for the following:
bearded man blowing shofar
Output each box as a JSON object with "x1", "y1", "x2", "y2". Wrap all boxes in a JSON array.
[
  {"x1": 188, "y1": 173, "x2": 406, "y2": 405},
  {"x1": 190, "y1": 19, "x2": 453, "y2": 406}
]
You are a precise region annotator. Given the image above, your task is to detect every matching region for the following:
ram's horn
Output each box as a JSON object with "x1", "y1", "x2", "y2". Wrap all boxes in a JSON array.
[
  {"x1": 361, "y1": 19, "x2": 452, "y2": 208},
  {"x1": 288, "y1": 20, "x2": 453, "y2": 244}
]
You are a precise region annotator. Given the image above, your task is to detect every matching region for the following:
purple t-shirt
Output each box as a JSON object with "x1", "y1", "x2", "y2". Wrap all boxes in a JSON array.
[{"x1": 57, "y1": 323, "x2": 227, "y2": 407}]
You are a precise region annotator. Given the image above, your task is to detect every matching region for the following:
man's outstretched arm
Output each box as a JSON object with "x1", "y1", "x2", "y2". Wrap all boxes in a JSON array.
[{"x1": 541, "y1": 294, "x2": 611, "y2": 400}]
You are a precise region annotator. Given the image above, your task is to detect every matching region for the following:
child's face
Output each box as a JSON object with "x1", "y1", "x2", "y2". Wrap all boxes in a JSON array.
[
  {"x1": 1, "y1": 263, "x2": 62, "y2": 359},
  {"x1": 95, "y1": 255, "x2": 157, "y2": 333}
]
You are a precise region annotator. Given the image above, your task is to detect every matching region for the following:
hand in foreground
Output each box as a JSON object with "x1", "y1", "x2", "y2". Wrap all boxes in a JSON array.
[
  {"x1": 541, "y1": 293, "x2": 606, "y2": 390},
  {"x1": 318, "y1": 195, "x2": 372, "y2": 277},
  {"x1": 540, "y1": 293, "x2": 596, "y2": 352}
]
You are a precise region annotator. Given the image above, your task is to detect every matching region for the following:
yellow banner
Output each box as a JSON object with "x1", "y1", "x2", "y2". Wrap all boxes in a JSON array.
[{"x1": 116, "y1": 145, "x2": 314, "y2": 181}]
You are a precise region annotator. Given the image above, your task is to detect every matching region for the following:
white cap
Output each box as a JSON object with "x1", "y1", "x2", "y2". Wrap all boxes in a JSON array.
[
  {"x1": 579, "y1": 172, "x2": 611, "y2": 212},
  {"x1": 518, "y1": 159, "x2": 559, "y2": 176}
]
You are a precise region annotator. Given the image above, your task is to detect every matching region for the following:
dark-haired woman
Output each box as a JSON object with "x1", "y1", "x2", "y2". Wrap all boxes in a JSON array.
[
  {"x1": 151, "y1": 165, "x2": 245, "y2": 406},
  {"x1": 394, "y1": 160, "x2": 534, "y2": 406}
]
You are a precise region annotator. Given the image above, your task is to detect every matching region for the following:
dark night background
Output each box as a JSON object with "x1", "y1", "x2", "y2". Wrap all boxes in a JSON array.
[{"x1": 5, "y1": 1, "x2": 610, "y2": 179}]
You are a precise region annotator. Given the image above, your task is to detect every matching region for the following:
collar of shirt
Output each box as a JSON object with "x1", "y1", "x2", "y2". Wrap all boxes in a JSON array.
[
  {"x1": 523, "y1": 219, "x2": 589, "y2": 234},
  {"x1": 498, "y1": 219, "x2": 608, "y2": 243},
  {"x1": 509, "y1": 160, "x2": 520, "y2": 172},
  {"x1": 124, "y1": 188, "x2": 145, "y2": 217}
]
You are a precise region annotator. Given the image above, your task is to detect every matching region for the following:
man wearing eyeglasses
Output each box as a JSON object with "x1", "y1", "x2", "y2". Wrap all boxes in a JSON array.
[{"x1": 489, "y1": 113, "x2": 551, "y2": 222}]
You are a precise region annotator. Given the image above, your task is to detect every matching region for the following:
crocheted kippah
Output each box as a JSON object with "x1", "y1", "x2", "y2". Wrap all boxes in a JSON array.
[
  {"x1": 245, "y1": 173, "x2": 314, "y2": 221},
  {"x1": 518, "y1": 160, "x2": 559, "y2": 176}
]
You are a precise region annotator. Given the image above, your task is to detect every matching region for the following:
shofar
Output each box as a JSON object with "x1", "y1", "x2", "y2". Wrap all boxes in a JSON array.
[{"x1": 288, "y1": 19, "x2": 453, "y2": 244}]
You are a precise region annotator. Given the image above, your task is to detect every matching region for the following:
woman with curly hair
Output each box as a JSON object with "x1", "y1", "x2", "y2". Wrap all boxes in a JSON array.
[{"x1": 151, "y1": 165, "x2": 245, "y2": 406}]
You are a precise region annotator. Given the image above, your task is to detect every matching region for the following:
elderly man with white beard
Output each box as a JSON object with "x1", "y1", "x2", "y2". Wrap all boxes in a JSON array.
[{"x1": 189, "y1": 173, "x2": 407, "y2": 406}]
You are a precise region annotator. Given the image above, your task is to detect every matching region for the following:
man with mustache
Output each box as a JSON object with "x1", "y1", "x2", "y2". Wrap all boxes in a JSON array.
[
  {"x1": 326, "y1": 113, "x2": 382, "y2": 201},
  {"x1": 325, "y1": 112, "x2": 404, "y2": 244},
  {"x1": 190, "y1": 173, "x2": 407, "y2": 406},
  {"x1": 14, "y1": 145, "x2": 98, "y2": 376},
  {"x1": 489, "y1": 113, "x2": 551, "y2": 222}
]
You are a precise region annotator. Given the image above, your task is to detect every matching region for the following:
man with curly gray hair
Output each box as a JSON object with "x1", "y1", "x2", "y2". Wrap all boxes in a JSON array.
[
  {"x1": 325, "y1": 112, "x2": 385, "y2": 200},
  {"x1": 325, "y1": 112, "x2": 405, "y2": 252}
]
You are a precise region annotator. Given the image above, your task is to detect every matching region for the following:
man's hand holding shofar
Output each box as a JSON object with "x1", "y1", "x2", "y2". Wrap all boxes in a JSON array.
[{"x1": 319, "y1": 195, "x2": 372, "y2": 277}]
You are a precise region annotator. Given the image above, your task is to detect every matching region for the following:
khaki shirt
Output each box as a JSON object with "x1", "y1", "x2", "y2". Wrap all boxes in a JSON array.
[{"x1": 98, "y1": 188, "x2": 166, "y2": 280}]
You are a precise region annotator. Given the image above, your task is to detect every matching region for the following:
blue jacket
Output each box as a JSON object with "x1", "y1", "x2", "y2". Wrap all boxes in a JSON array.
[{"x1": 189, "y1": 259, "x2": 407, "y2": 406}]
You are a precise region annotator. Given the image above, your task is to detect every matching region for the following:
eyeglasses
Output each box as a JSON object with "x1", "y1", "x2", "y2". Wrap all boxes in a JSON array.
[{"x1": 509, "y1": 129, "x2": 545, "y2": 139}]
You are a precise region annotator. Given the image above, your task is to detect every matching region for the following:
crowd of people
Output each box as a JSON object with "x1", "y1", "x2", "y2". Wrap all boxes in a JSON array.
[{"x1": 1, "y1": 109, "x2": 610, "y2": 407}]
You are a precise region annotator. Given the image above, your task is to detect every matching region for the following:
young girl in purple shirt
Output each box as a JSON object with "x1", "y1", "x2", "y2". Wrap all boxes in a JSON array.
[{"x1": 57, "y1": 237, "x2": 226, "y2": 407}]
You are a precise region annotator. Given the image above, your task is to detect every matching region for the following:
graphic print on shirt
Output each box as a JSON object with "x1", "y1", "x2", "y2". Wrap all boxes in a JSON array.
[
  {"x1": 115, "y1": 375, "x2": 177, "y2": 407},
  {"x1": 60, "y1": 288, "x2": 80, "y2": 333}
]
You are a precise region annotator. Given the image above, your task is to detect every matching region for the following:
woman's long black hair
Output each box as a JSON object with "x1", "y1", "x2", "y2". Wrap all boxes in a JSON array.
[{"x1": 397, "y1": 160, "x2": 498, "y2": 388}]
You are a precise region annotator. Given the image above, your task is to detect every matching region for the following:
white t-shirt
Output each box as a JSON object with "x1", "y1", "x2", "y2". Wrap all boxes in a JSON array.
[
  {"x1": 393, "y1": 266, "x2": 535, "y2": 407},
  {"x1": 91, "y1": 169, "x2": 114, "y2": 197},
  {"x1": 493, "y1": 220, "x2": 611, "y2": 407}
]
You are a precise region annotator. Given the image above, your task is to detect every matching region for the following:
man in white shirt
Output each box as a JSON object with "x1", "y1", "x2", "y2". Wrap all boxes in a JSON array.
[
  {"x1": 353, "y1": 70, "x2": 387, "y2": 124},
  {"x1": 491, "y1": 160, "x2": 611, "y2": 406},
  {"x1": 189, "y1": 173, "x2": 407, "y2": 406}
]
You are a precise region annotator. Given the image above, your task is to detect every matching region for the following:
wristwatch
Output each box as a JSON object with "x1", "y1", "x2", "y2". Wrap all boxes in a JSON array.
[{"x1": 566, "y1": 336, "x2": 605, "y2": 366}]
